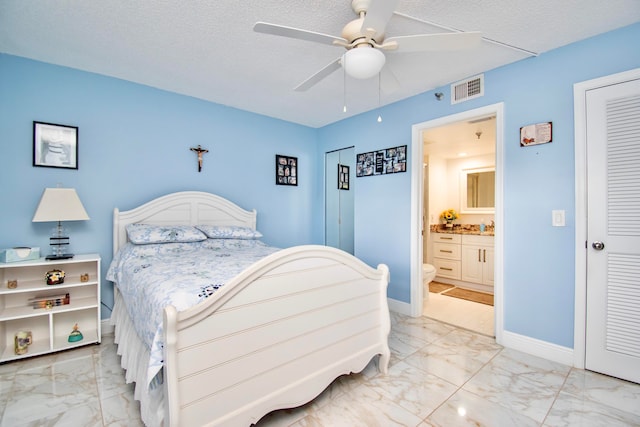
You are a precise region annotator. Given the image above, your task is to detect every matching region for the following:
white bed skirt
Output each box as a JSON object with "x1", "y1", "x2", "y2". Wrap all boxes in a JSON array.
[{"x1": 111, "y1": 287, "x2": 164, "y2": 427}]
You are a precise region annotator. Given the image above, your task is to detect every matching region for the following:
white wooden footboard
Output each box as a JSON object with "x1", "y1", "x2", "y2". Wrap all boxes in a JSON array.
[{"x1": 163, "y1": 245, "x2": 390, "y2": 427}]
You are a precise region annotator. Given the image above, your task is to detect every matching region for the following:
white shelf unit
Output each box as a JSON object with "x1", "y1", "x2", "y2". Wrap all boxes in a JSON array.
[{"x1": 0, "y1": 254, "x2": 101, "y2": 362}]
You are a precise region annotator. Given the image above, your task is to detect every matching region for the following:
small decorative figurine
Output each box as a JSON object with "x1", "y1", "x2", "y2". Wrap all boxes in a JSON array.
[
  {"x1": 45, "y1": 269, "x2": 65, "y2": 285},
  {"x1": 14, "y1": 330, "x2": 32, "y2": 355},
  {"x1": 80, "y1": 273, "x2": 89, "y2": 282},
  {"x1": 68, "y1": 323, "x2": 83, "y2": 342},
  {"x1": 7, "y1": 279, "x2": 18, "y2": 289},
  {"x1": 190, "y1": 145, "x2": 209, "y2": 172}
]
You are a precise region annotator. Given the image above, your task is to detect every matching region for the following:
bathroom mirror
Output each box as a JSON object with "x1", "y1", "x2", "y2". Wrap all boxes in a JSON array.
[{"x1": 460, "y1": 167, "x2": 495, "y2": 214}]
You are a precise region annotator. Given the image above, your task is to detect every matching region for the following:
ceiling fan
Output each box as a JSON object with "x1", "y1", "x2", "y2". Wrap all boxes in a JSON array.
[{"x1": 254, "y1": 0, "x2": 482, "y2": 92}]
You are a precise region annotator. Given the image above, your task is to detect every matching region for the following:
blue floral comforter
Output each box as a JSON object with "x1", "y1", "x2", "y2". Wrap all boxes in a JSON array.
[{"x1": 106, "y1": 239, "x2": 279, "y2": 387}]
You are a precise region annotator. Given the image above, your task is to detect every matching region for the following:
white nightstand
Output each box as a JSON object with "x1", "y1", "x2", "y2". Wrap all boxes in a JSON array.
[{"x1": 0, "y1": 254, "x2": 101, "y2": 362}]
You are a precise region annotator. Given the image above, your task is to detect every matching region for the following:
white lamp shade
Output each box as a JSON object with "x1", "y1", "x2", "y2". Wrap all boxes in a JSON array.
[
  {"x1": 342, "y1": 47, "x2": 386, "y2": 79},
  {"x1": 33, "y1": 188, "x2": 90, "y2": 222}
]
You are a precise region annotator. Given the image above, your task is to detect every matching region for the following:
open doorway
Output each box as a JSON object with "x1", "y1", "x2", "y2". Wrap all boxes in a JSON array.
[
  {"x1": 422, "y1": 116, "x2": 496, "y2": 336},
  {"x1": 410, "y1": 103, "x2": 504, "y2": 342}
]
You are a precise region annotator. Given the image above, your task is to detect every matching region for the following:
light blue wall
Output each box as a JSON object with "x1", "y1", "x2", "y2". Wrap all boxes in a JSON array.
[
  {"x1": 0, "y1": 55, "x2": 321, "y2": 318},
  {"x1": 318, "y1": 23, "x2": 640, "y2": 348},
  {"x1": 2, "y1": 23, "x2": 639, "y2": 349}
]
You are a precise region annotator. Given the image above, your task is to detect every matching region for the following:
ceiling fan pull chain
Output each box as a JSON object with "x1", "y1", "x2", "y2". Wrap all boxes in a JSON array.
[{"x1": 377, "y1": 72, "x2": 382, "y2": 123}]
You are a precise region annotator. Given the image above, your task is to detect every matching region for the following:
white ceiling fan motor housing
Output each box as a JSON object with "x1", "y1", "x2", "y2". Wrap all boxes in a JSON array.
[{"x1": 351, "y1": 0, "x2": 372, "y2": 15}]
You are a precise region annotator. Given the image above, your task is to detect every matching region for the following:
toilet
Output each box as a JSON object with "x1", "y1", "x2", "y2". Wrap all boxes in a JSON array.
[{"x1": 423, "y1": 263, "x2": 436, "y2": 284}]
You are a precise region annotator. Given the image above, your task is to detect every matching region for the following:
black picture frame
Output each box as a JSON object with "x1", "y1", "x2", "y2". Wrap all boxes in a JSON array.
[
  {"x1": 338, "y1": 164, "x2": 349, "y2": 190},
  {"x1": 356, "y1": 145, "x2": 406, "y2": 177},
  {"x1": 275, "y1": 154, "x2": 298, "y2": 186},
  {"x1": 33, "y1": 121, "x2": 78, "y2": 169}
]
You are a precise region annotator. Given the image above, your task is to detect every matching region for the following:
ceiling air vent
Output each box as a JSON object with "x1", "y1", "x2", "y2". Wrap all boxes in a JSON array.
[{"x1": 451, "y1": 74, "x2": 484, "y2": 104}]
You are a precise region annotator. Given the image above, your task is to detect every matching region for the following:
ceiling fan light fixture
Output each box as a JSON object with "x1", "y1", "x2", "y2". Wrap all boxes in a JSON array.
[{"x1": 342, "y1": 47, "x2": 385, "y2": 79}]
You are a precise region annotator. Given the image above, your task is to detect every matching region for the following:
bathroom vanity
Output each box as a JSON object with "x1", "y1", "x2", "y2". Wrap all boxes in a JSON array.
[{"x1": 432, "y1": 229, "x2": 494, "y2": 294}]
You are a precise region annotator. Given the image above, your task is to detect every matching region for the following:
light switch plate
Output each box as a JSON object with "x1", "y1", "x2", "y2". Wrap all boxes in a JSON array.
[{"x1": 552, "y1": 210, "x2": 565, "y2": 227}]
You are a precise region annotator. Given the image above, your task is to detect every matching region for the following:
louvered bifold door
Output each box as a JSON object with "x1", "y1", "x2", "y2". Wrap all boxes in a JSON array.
[{"x1": 585, "y1": 77, "x2": 640, "y2": 384}]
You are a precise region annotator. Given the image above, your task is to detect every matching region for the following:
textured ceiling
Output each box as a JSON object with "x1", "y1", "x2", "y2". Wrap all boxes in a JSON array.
[{"x1": 1, "y1": 0, "x2": 639, "y2": 128}]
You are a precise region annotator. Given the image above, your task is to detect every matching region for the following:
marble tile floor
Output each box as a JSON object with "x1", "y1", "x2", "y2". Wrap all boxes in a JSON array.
[
  {"x1": 423, "y1": 289, "x2": 495, "y2": 337},
  {"x1": 1, "y1": 313, "x2": 639, "y2": 426}
]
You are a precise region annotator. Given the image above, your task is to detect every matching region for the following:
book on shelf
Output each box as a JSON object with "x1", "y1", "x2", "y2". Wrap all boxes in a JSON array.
[{"x1": 29, "y1": 293, "x2": 70, "y2": 309}]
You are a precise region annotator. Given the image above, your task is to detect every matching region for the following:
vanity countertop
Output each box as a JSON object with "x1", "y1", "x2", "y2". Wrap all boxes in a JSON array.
[{"x1": 430, "y1": 224, "x2": 494, "y2": 236}]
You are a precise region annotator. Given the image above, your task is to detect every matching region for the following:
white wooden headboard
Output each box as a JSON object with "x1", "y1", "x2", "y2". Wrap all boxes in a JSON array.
[{"x1": 113, "y1": 191, "x2": 257, "y2": 255}]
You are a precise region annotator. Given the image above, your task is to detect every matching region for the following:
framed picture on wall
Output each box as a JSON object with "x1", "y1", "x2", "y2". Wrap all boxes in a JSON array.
[
  {"x1": 520, "y1": 122, "x2": 552, "y2": 147},
  {"x1": 338, "y1": 164, "x2": 349, "y2": 190},
  {"x1": 356, "y1": 144, "x2": 406, "y2": 177},
  {"x1": 33, "y1": 121, "x2": 79, "y2": 169},
  {"x1": 275, "y1": 154, "x2": 298, "y2": 186}
]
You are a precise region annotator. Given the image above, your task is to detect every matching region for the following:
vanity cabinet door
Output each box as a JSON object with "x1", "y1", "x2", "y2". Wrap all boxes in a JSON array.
[
  {"x1": 483, "y1": 247, "x2": 494, "y2": 286},
  {"x1": 461, "y1": 245, "x2": 494, "y2": 285},
  {"x1": 461, "y1": 235, "x2": 494, "y2": 286},
  {"x1": 461, "y1": 245, "x2": 484, "y2": 283}
]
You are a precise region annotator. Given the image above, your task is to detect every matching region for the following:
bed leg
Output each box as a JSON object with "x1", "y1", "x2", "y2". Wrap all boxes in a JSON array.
[{"x1": 378, "y1": 350, "x2": 390, "y2": 375}]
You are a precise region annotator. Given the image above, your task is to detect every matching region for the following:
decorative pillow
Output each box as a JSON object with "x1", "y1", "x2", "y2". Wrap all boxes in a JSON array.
[
  {"x1": 126, "y1": 224, "x2": 207, "y2": 244},
  {"x1": 201, "y1": 238, "x2": 268, "y2": 250},
  {"x1": 195, "y1": 225, "x2": 263, "y2": 239},
  {"x1": 126, "y1": 241, "x2": 203, "y2": 256}
]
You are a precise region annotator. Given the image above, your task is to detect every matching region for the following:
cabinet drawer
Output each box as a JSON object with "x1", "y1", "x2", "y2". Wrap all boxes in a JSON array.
[
  {"x1": 461, "y1": 234, "x2": 494, "y2": 246},
  {"x1": 433, "y1": 259, "x2": 461, "y2": 280},
  {"x1": 432, "y1": 233, "x2": 461, "y2": 244},
  {"x1": 433, "y1": 243, "x2": 461, "y2": 260}
]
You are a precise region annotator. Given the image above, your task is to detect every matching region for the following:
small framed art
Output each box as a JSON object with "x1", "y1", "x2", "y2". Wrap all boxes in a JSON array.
[
  {"x1": 338, "y1": 164, "x2": 349, "y2": 190},
  {"x1": 520, "y1": 122, "x2": 552, "y2": 147},
  {"x1": 276, "y1": 154, "x2": 297, "y2": 186},
  {"x1": 33, "y1": 121, "x2": 78, "y2": 169}
]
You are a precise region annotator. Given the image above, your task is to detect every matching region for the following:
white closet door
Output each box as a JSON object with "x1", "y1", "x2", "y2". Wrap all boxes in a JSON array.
[
  {"x1": 325, "y1": 148, "x2": 354, "y2": 254},
  {"x1": 585, "y1": 77, "x2": 640, "y2": 384}
]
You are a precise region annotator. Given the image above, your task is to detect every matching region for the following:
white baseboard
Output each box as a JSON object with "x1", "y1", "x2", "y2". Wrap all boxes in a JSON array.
[
  {"x1": 387, "y1": 298, "x2": 412, "y2": 316},
  {"x1": 388, "y1": 297, "x2": 574, "y2": 367},
  {"x1": 500, "y1": 329, "x2": 574, "y2": 366},
  {"x1": 101, "y1": 318, "x2": 114, "y2": 336}
]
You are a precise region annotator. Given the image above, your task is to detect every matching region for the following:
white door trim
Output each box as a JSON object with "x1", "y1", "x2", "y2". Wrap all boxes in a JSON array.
[
  {"x1": 573, "y1": 67, "x2": 640, "y2": 369},
  {"x1": 410, "y1": 102, "x2": 505, "y2": 344}
]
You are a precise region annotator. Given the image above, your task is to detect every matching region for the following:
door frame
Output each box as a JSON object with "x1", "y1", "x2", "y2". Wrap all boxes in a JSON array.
[
  {"x1": 573, "y1": 67, "x2": 640, "y2": 369},
  {"x1": 410, "y1": 102, "x2": 505, "y2": 343}
]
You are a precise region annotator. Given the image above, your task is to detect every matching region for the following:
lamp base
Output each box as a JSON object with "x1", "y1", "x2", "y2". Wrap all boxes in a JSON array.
[{"x1": 46, "y1": 253, "x2": 74, "y2": 260}]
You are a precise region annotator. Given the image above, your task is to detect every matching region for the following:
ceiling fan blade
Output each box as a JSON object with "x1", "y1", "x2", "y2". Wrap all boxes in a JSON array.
[
  {"x1": 294, "y1": 57, "x2": 342, "y2": 92},
  {"x1": 385, "y1": 31, "x2": 482, "y2": 53},
  {"x1": 254, "y1": 22, "x2": 347, "y2": 46},
  {"x1": 361, "y1": 0, "x2": 399, "y2": 40},
  {"x1": 380, "y1": 65, "x2": 400, "y2": 93}
]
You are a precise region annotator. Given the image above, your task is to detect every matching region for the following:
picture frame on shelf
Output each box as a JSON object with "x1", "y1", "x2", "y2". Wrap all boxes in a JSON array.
[
  {"x1": 33, "y1": 121, "x2": 78, "y2": 169},
  {"x1": 275, "y1": 154, "x2": 298, "y2": 186}
]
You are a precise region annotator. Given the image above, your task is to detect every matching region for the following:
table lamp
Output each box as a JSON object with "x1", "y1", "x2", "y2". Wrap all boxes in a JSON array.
[{"x1": 32, "y1": 187, "x2": 90, "y2": 260}]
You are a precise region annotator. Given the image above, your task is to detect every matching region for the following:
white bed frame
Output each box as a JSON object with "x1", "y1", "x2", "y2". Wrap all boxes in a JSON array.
[{"x1": 111, "y1": 191, "x2": 390, "y2": 426}]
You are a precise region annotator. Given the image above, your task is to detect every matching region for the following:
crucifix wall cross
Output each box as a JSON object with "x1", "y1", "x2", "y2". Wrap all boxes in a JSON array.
[{"x1": 190, "y1": 145, "x2": 209, "y2": 172}]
